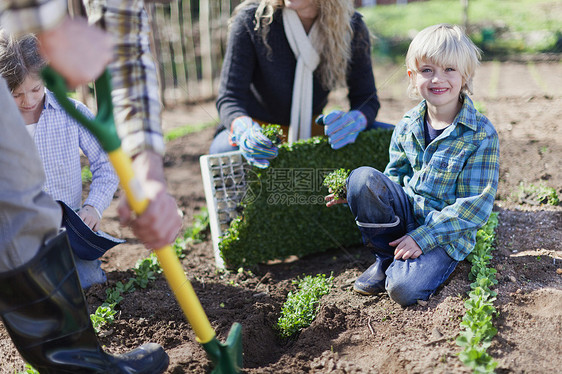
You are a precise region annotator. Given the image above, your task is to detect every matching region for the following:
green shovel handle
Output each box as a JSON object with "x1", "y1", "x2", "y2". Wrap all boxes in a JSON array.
[{"x1": 41, "y1": 66, "x2": 121, "y2": 153}]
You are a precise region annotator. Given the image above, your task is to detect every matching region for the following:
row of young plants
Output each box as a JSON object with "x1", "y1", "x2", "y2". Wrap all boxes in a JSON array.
[
  {"x1": 276, "y1": 273, "x2": 334, "y2": 339},
  {"x1": 456, "y1": 212, "x2": 500, "y2": 373},
  {"x1": 90, "y1": 208, "x2": 209, "y2": 332}
]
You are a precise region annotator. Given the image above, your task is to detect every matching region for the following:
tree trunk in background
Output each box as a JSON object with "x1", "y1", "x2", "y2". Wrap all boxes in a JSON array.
[
  {"x1": 171, "y1": 0, "x2": 188, "y2": 97},
  {"x1": 220, "y1": 0, "x2": 231, "y2": 56}
]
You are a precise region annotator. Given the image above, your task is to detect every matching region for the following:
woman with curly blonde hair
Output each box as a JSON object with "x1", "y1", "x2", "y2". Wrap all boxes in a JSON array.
[{"x1": 211, "y1": 0, "x2": 389, "y2": 168}]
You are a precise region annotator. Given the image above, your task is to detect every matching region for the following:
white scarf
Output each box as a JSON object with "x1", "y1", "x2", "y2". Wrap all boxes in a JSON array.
[{"x1": 283, "y1": 8, "x2": 320, "y2": 143}]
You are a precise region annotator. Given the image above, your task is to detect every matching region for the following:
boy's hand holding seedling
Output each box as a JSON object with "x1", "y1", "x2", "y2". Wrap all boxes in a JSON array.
[
  {"x1": 323, "y1": 168, "x2": 422, "y2": 260},
  {"x1": 323, "y1": 168, "x2": 349, "y2": 207}
]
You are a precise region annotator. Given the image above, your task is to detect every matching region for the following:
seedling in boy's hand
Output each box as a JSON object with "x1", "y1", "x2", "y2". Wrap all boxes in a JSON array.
[{"x1": 323, "y1": 168, "x2": 350, "y2": 201}]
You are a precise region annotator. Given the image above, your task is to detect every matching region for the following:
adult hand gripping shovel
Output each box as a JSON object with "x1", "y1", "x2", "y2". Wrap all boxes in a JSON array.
[{"x1": 41, "y1": 66, "x2": 242, "y2": 374}]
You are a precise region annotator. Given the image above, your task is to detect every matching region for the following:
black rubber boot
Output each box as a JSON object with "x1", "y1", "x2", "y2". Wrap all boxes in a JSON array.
[{"x1": 0, "y1": 230, "x2": 169, "y2": 374}]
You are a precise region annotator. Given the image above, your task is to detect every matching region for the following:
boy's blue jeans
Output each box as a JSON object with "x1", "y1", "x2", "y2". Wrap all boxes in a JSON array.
[{"x1": 347, "y1": 167, "x2": 458, "y2": 306}]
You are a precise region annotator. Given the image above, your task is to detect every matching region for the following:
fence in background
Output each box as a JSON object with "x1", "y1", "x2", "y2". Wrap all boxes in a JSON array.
[
  {"x1": 72, "y1": 0, "x2": 416, "y2": 107},
  {"x1": 147, "y1": 0, "x2": 239, "y2": 106},
  {"x1": 147, "y1": 0, "x2": 424, "y2": 106}
]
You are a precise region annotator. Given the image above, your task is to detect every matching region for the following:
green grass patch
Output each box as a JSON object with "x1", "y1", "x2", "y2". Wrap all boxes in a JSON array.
[
  {"x1": 517, "y1": 182, "x2": 560, "y2": 206},
  {"x1": 277, "y1": 273, "x2": 334, "y2": 338},
  {"x1": 456, "y1": 212, "x2": 499, "y2": 373},
  {"x1": 81, "y1": 165, "x2": 92, "y2": 183},
  {"x1": 164, "y1": 122, "x2": 216, "y2": 142},
  {"x1": 360, "y1": 0, "x2": 562, "y2": 61}
]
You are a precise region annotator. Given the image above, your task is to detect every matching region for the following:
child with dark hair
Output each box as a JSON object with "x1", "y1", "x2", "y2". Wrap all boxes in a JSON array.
[{"x1": 0, "y1": 30, "x2": 121, "y2": 289}]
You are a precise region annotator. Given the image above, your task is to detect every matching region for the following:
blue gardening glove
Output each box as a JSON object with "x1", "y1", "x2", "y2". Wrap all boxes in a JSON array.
[
  {"x1": 230, "y1": 116, "x2": 278, "y2": 168},
  {"x1": 319, "y1": 110, "x2": 367, "y2": 150}
]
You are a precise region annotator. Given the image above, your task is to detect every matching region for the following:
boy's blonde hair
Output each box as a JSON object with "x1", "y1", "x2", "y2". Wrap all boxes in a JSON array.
[{"x1": 405, "y1": 24, "x2": 481, "y2": 99}]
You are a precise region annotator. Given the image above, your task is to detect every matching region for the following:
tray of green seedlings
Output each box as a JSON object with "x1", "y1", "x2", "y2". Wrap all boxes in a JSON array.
[{"x1": 202, "y1": 126, "x2": 393, "y2": 269}]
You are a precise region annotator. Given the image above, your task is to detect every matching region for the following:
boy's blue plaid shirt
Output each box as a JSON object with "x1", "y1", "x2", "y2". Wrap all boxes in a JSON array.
[{"x1": 385, "y1": 95, "x2": 500, "y2": 261}]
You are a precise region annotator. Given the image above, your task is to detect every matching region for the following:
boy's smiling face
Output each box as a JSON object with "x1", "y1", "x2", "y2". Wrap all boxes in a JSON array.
[{"x1": 409, "y1": 60, "x2": 463, "y2": 116}]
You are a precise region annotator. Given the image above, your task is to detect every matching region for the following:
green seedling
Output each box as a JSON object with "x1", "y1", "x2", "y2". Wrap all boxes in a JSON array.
[
  {"x1": 323, "y1": 168, "x2": 350, "y2": 201},
  {"x1": 115, "y1": 279, "x2": 136, "y2": 294},
  {"x1": 105, "y1": 286, "x2": 124, "y2": 305},
  {"x1": 277, "y1": 273, "x2": 333, "y2": 338},
  {"x1": 134, "y1": 256, "x2": 159, "y2": 289},
  {"x1": 91, "y1": 304, "x2": 118, "y2": 332}
]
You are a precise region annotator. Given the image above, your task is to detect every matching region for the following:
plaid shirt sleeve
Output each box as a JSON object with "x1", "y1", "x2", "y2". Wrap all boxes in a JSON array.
[
  {"x1": 0, "y1": 0, "x2": 67, "y2": 35},
  {"x1": 84, "y1": 0, "x2": 165, "y2": 158}
]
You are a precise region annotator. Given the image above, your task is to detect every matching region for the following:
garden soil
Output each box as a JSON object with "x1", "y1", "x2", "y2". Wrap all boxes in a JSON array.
[{"x1": 1, "y1": 60, "x2": 561, "y2": 373}]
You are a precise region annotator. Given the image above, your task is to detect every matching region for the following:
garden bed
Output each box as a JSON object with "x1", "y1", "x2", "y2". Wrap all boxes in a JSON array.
[{"x1": 1, "y1": 61, "x2": 561, "y2": 374}]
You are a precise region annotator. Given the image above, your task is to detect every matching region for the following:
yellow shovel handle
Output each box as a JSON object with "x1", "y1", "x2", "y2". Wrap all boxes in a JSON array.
[{"x1": 108, "y1": 148, "x2": 216, "y2": 344}]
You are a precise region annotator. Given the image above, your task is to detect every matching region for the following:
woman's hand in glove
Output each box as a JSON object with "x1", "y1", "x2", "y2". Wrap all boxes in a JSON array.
[
  {"x1": 230, "y1": 116, "x2": 278, "y2": 168},
  {"x1": 319, "y1": 110, "x2": 367, "y2": 150}
]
